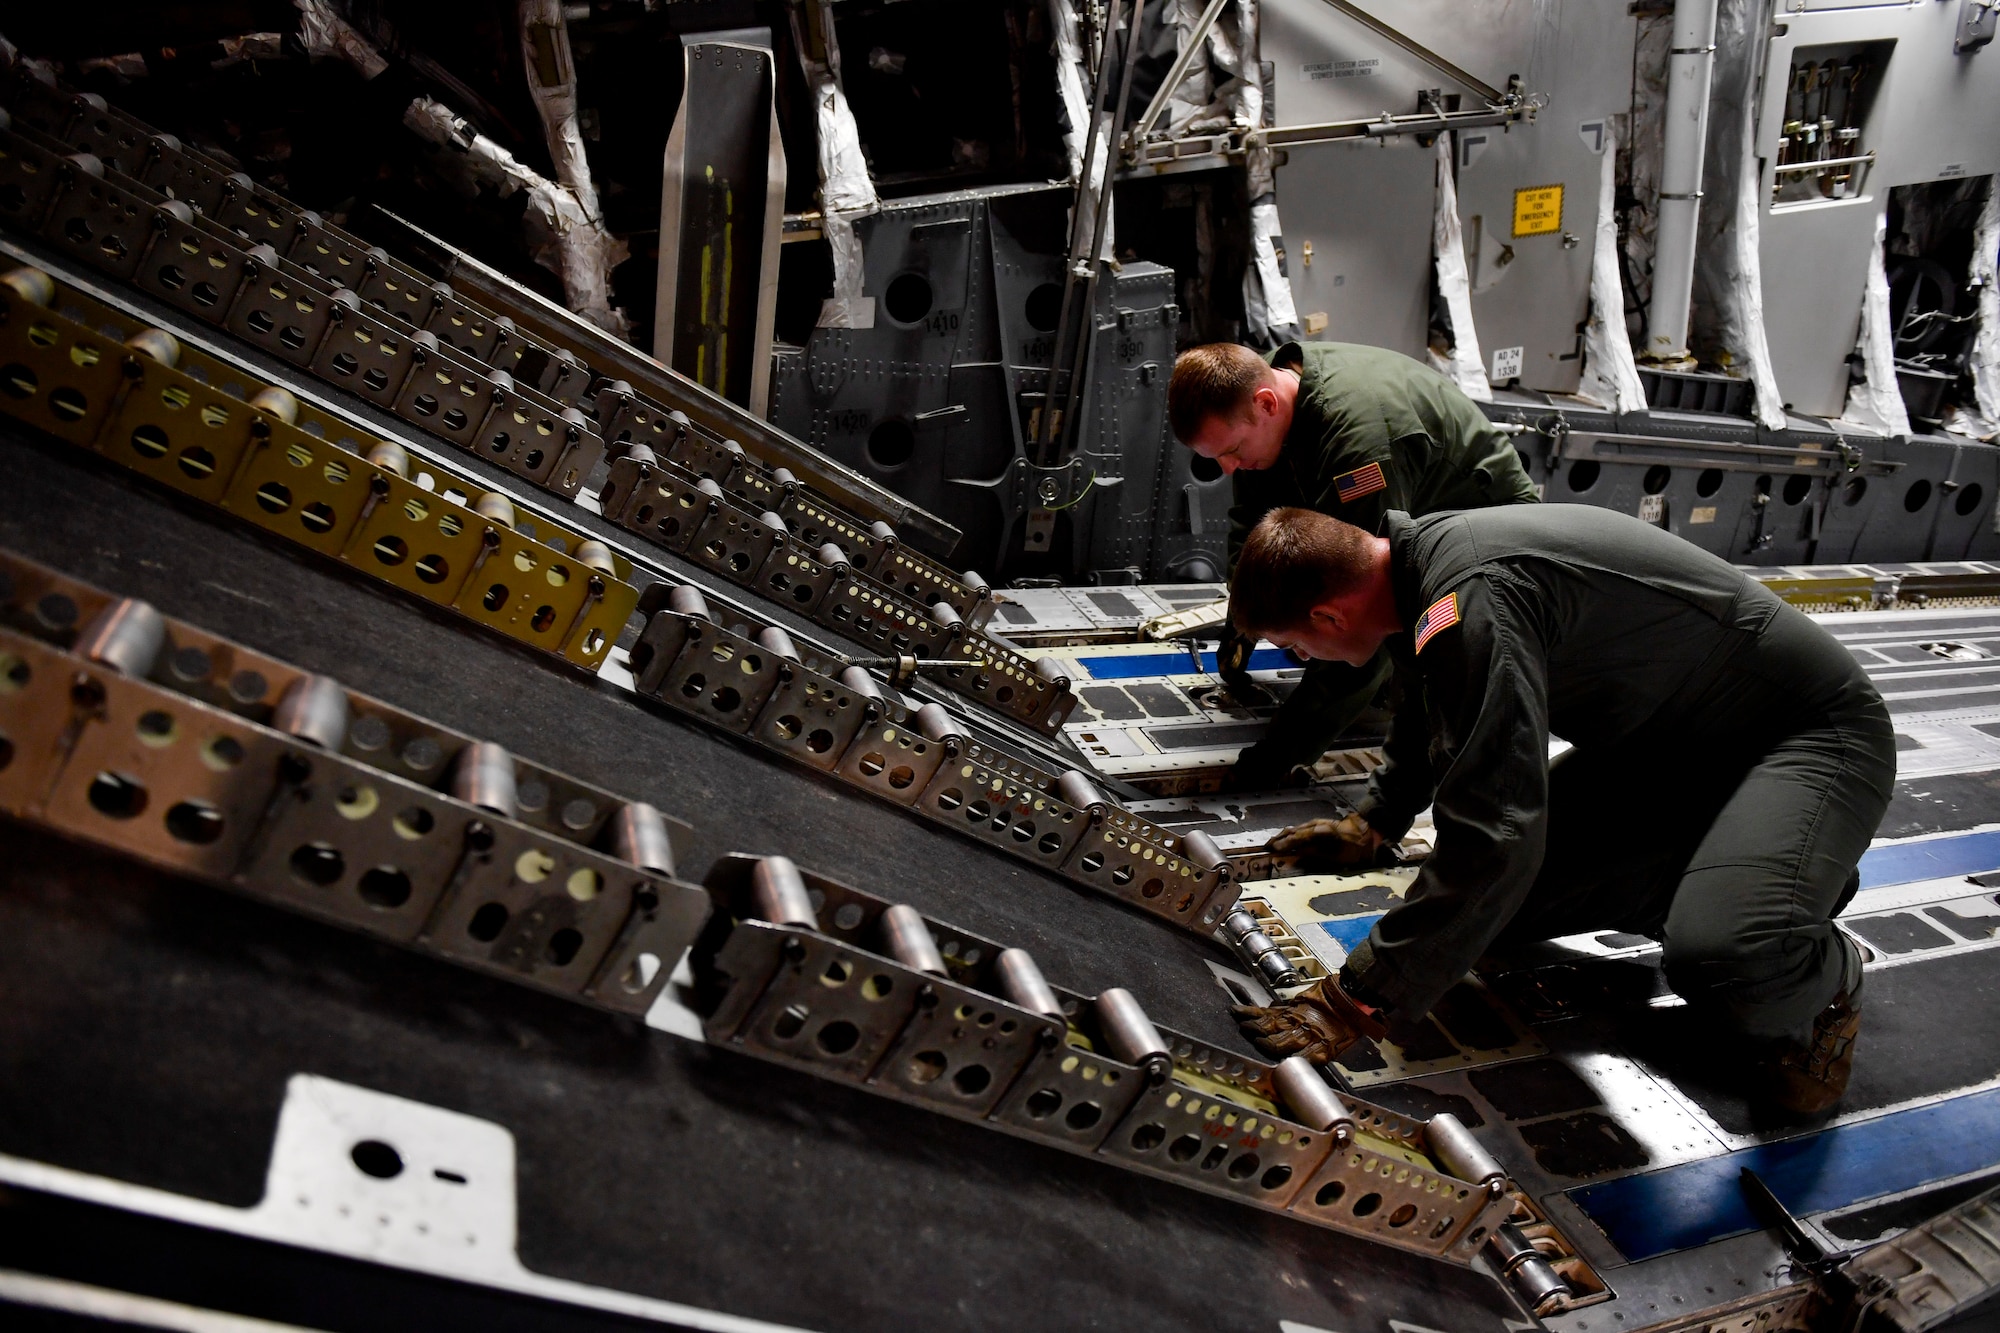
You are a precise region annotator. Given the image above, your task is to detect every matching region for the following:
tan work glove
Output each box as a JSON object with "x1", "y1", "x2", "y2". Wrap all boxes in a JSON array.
[
  {"x1": 1230, "y1": 978, "x2": 1388, "y2": 1065},
  {"x1": 1268, "y1": 811, "x2": 1386, "y2": 869}
]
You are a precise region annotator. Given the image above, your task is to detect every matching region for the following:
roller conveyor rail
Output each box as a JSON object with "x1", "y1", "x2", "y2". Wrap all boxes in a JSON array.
[
  {"x1": 359, "y1": 202, "x2": 965, "y2": 557},
  {"x1": 0, "y1": 69, "x2": 1079, "y2": 736},
  {"x1": 0, "y1": 549, "x2": 711, "y2": 1015}
]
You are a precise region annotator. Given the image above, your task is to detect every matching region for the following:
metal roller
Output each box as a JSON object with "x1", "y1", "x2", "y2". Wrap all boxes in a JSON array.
[
  {"x1": 1034, "y1": 656, "x2": 1071, "y2": 686},
  {"x1": 248, "y1": 386, "x2": 299, "y2": 424},
  {"x1": 449, "y1": 741, "x2": 519, "y2": 819},
  {"x1": 1253, "y1": 947, "x2": 1304, "y2": 990},
  {"x1": 76, "y1": 598, "x2": 165, "y2": 678},
  {"x1": 1507, "y1": 1255, "x2": 1568, "y2": 1316},
  {"x1": 575, "y1": 540, "x2": 618, "y2": 577},
  {"x1": 244, "y1": 242, "x2": 280, "y2": 271},
  {"x1": 993, "y1": 948, "x2": 1064, "y2": 1021},
  {"x1": 869, "y1": 521, "x2": 898, "y2": 546},
  {"x1": 1488, "y1": 1224, "x2": 1568, "y2": 1314},
  {"x1": 560, "y1": 406, "x2": 590, "y2": 436},
  {"x1": 748, "y1": 856, "x2": 817, "y2": 930},
  {"x1": 755, "y1": 625, "x2": 800, "y2": 661},
  {"x1": 473, "y1": 492, "x2": 516, "y2": 530},
  {"x1": 816, "y1": 542, "x2": 848, "y2": 570},
  {"x1": 1095, "y1": 988, "x2": 1171, "y2": 1080},
  {"x1": 1272, "y1": 1056, "x2": 1355, "y2": 1139},
  {"x1": 1, "y1": 266, "x2": 56, "y2": 306},
  {"x1": 756, "y1": 510, "x2": 788, "y2": 535},
  {"x1": 1219, "y1": 908, "x2": 1261, "y2": 944},
  {"x1": 1055, "y1": 769, "x2": 1106, "y2": 812},
  {"x1": 838, "y1": 665, "x2": 883, "y2": 703},
  {"x1": 665, "y1": 585, "x2": 712, "y2": 621},
  {"x1": 366, "y1": 441, "x2": 411, "y2": 478},
  {"x1": 666, "y1": 409, "x2": 690, "y2": 436},
  {"x1": 696, "y1": 478, "x2": 724, "y2": 502},
  {"x1": 931, "y1": 600, "x2": 962, "y2": 629},
  {"x1": 272, "y1": 674, "x2": 349, "y2": 751},
  {"x1": 621, "y1": 442, "x2": 658, "y2": 468},
  {"x1": 1238, "y1": 930, "x2": 1280, "y2": 963},
  {"x1": 911, "y1": 703, "x2": 964, "y2": 746},
  {"x1": 64, "y1": 152, "x2": 105, "y2": 180},
  {"x1": 1486, "y1": 1222, "x2": 1538, "y2": 1268},
  {"x1": 156, "y1": 199, "x2": 195, "y2": 226},
  {"x1": 962, "y1": 570, "x2": 991, "y2": 596},
  {"x1": 123, "y1": 327, "x2": 181, "y2": 368},
  {"x1": 878, "y1": 904, "x2": 947, "y2": 975},
  {"x1": 482, "y1": 363, "x2": 509, "y2": 392},
  {"x1": 606, "y1": 801, "x2": 675, "y2": 876},
  {"x1": 1426, "y1": 1113, "x2": 1507, "y2": 1196},
  {"x1": 1179, "y1": 828, "x2": 1226, "y2": 871}
]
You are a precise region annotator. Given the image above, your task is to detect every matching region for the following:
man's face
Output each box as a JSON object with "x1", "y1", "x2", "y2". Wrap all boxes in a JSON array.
[
  {"x1": 1185, "y1": 382, "x2": 1289, "y2": 475},
  {"x1": 1262, "y1": 608, "x2": 1381, "y2": 668}
]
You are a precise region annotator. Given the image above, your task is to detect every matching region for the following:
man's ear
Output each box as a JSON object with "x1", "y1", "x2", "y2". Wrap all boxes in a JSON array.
[
  {"x1": 1251, "y1": 382, "x2": 1280, "y2": 417},
  {"x1": 1308, "y1": 604, "x2": 1343, "y2": 633}
]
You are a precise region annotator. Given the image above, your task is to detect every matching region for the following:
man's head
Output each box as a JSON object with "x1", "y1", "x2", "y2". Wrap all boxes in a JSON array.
[
  {"x1": 1168, "y1": 343, "x2": 1294, "y2": 475},
  {"x1": 1230, "y1": 507, "x2": 1401, "y2": 665}
]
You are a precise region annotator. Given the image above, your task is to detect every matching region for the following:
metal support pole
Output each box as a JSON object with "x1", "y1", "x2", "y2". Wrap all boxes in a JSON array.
[
  {"x1": 1049, "y1": 0, "x2": 1143, "y2": 464},
  {"x1": 1035, "y1": 0, "x2": 1128, "y2": 462},
  {"x1": 1645, "y1": 0, "x2": 1720, "y2": 362},
  {"x1": 1316, "y1": 0, "x2": 1504, "y2": 105}
]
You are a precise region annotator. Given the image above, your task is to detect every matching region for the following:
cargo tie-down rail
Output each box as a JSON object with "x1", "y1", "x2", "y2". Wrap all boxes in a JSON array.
[
  {"x1": 0, "y1": 67, "x2": 1079, "y2": 736},
  {"x1": 0, "y1": 544, "x2": 1589, "y2": 1297}
]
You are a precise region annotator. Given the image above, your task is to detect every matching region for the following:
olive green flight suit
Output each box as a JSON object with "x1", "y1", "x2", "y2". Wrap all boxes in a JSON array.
[
  {"x1": 1227, "y1": 342, "x2": 1538, "y2": 783},
  {"x1": 1339, "y1": 507, "x2": 1896, "y2": 1041}
]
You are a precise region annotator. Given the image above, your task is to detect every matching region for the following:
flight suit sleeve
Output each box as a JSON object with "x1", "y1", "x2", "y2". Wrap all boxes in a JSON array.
[
  {"x1": 1353, "y1": 638, "x2": 1433, "y2": 840},
  {"x1": 1226, "y1": 472, "x2": 1276, "y2": 576},
  {"x1": 1341, "y1": 574, "x2": 1553, "y2": 1019},
  {"x1": 1234, "y1": 651, "x2": 1394, "y2": 785},
  {"x1": 1303, "y1": 432, "x2": 1424, "y2": 537}
]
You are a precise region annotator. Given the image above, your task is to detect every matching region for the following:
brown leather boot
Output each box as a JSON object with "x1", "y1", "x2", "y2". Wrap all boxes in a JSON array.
[{"x1": 1767, "y1": 988, "x2": 1862, "y2": 1117}]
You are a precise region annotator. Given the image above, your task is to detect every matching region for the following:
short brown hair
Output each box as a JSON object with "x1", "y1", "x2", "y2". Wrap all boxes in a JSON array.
[
  {"x1": 1168, "y1": 343, "x2": 1270, "y2": 444},
  {"x1": 1230, "y1": 507, "x2": 1375, "y2": 635}
]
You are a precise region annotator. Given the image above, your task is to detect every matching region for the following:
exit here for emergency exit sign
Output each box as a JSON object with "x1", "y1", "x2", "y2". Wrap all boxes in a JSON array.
[{"x1": 1513, "y1": 184, "x2": 1564, "y2": 238}]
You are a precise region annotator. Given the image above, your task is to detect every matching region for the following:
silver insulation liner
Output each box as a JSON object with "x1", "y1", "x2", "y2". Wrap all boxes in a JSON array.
[
  {"x1": 1839, "y1": 209, "x2": 1913, "y2": 437},
  {"x1": 402, "y1": 96, "x2": 629, "y2": 338},
  {"x1": 1577, "y1": 117, "x2": 1648, "y2": 414},
  {"x1": 1429, "y1": 134, "x2": 1491, "y2": 402}
]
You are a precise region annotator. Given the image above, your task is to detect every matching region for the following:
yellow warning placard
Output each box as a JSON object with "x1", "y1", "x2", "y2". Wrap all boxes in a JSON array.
[{"x1": 1513, "y1": 184, "x2": 1564, "y2": 237}]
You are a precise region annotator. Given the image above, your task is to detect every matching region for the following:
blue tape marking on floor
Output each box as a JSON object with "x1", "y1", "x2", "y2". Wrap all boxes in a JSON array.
[
  {"x1": 1315, "y1": 915, "x2": 1382, "y2": 953},
  {"x1": 1568, "y1": 1085, "x2": 2000, "y2": 1262},
  {"x1": 1069, "y1": 648, "x2": 1297, "y2": 681},
  {"x1": 1860, "y1": 828, "x2": 2000, "y2": 889}
]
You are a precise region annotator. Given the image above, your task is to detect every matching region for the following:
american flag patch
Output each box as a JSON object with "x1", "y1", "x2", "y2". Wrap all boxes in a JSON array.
[
  {"x1": 1413, "y1": 593, "x2": 1461, "y2": 654},
  {"x1": 1333, "y1": 461, "x2": 1388, "y2": 504}
]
